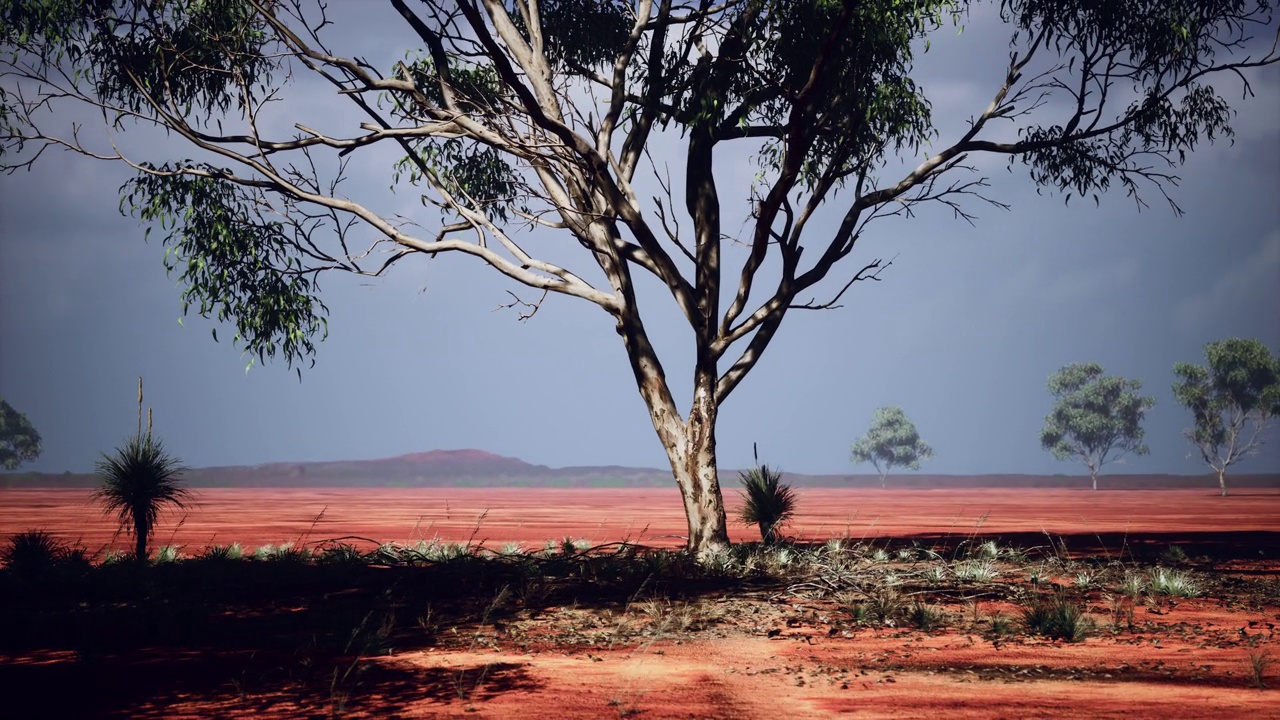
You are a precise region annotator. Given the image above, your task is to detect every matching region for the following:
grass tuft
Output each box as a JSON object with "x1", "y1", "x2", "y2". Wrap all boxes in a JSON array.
[
  {"x1": 1149, "y1": 567, "x2": 1200, "y2": 598},
  {"x1": 953, "y1": 559, "x2": 998, "y2": 583},
  {"x1": 1022, "y1": 593, "x2": 1092, "y2": 642},
  {"x1": 907, "y1": 602, "x2": 946, "y2": 631}
]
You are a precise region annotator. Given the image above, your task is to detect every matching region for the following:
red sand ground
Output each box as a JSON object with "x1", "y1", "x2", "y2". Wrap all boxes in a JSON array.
[
  {"x1": 3, "y1": 487, "x2": 1279, "y2": 553},
  {"x1": 2, "y1": 488, "x2": 1277, "y2": 718}
]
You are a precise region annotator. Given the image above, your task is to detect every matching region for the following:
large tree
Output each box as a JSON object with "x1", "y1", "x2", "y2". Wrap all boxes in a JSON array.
[
  {"x1": 1039, "y1": 362, "x2": 1156, "y2": 491},
  {"x1": 1173, "y1": 338, "x2": 1280, "y2": 496},
  {"x1": 850, "y1": 406, "x2": 934, "y2": 487},
  {"x1": 0, "y1": 399, "x2": 42, "y2": 470},
  {"x1": 2, "y1": 1, "x2": 1277, "y2": 554}
]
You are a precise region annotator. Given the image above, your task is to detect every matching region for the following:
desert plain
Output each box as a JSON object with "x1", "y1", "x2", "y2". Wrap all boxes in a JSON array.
[{"x1": 1, "y1": 487, "x2": 1277, "y2": 718}]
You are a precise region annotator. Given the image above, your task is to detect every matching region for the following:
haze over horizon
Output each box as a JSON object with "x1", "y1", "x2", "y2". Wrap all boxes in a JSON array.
[{"x1": 2, "y1": 5, "x2": 1278, "y2": 478}]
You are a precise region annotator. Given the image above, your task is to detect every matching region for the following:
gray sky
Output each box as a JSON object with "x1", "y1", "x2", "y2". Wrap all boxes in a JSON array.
[{"x1": 2, "y1": 5, "x2": 1278, "y2": 477}]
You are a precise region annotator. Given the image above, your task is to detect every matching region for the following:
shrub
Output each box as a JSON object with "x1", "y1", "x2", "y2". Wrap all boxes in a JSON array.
[
  {"x1": 1022, "y1": 594, "x2": 1092, "y2": 642},
  {"x1": 736, "y1": 462, "x2": 796, "y2": 544},
  {"x1": 2, "y1": 530, "x2": 71, "y2": 579}
]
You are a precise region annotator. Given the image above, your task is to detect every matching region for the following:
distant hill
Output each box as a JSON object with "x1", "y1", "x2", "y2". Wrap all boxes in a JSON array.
[{"x1": 2, "y1": 449, "x2": 1277, "y2": 490}]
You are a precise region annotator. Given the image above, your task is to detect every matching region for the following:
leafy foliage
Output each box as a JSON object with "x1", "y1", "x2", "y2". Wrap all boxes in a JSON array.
[
  {"x1": 93, "y1": 434, "x2": 193, "y2": 561},
  {"x1": 736, "y1": 463, "x2": 796, "y2": 544},
  {"x1": 0, "y1": 398, "x2": 41, "y2": 470},
  {"x1": 1172, "y1": 338, "x2": 1280, "y2": 495},
  {"x1": 123, "y1": 167, "x2": 329, "y2": 372},
  {"x1": 1040, "y1": 363, "x2": 1156, "y2": 489},
  {"x1": 850, "y1": 406, "x2": 934, "y2": 487},
  {"x1": 0, "y1": 0, "x2": 274, "y2": 118}
]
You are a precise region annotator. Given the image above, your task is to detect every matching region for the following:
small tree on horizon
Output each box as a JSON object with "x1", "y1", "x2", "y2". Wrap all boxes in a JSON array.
[
  {"x1": 1173, "y1": 338, "x2": 1280, "y2": 497},
  {"x1": 851, "y1": 406, "x2": 934, "y2": 488},
  {"x1": 0, "y1": 399, "x2": 42, "y2": 471},
  {"x1": 1039, "y1": 362, "x2": 1156, "y2": 491}
]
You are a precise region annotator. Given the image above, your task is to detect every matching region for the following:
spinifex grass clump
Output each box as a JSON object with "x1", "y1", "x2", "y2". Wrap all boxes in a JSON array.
[
  {"x1": 153, "y1": 545, "x2": 181, "y2": 564},
  {"x1": 317, "y1": 542, "x2": 365, "y2": 565},
  {"x1": 202, "y1": 543, "x2": 243, "y2": 561},
  {"x1": 1149, "y1": 567, "x2": 1201, "y2": 598},
  {"x1": 974, "y1": 540, "x2": 1001, "y2": 560},
  {"x1": 907, "y1": 602, "x2": 947, "y2": 631},
  {"x1": 1022, "y1": 593, "x2": 1093, "y2": 642},
  {"x1": 953, "y1": 559, "x2": 998, "y2": 583},
  {"x1": 1, "y1": 530, "x2": 87, "y2": 580}
]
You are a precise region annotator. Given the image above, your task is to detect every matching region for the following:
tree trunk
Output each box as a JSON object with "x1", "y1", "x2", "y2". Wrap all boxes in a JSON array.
[
  {"x1": 1091, "y1": 472, "x2": 1098, "y2": 491},
  {"x1": 1218, "y1": 468, "x2": 1228, "y2": 497},
  {"x1": 658, "y1": 379, "x2": 729, "y2": 557},
  {"x1": 612, "y1": 305, "x2": 729, "y2": 557},
  {"x1": 135, "y1": 523, "x2": 148, "y2": 561}
]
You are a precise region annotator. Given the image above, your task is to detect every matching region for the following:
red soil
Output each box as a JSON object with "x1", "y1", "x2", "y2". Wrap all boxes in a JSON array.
[
  {"x1": 2, "y1": 488, "x2": 1277, "y2": 718},
  {"x1": 3, "y1": 487, "x2": 1278, "y2": 553}
]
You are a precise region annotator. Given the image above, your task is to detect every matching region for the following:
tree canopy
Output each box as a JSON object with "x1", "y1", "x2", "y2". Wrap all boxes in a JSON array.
[
  {"x1": 1173, "y1": 338, "x2": 1280, "y2": 496},
  {"x1": 0, "y1": 399, "x2": 42, "y2": 470},
  {"x1": 2, "y1": 0, "x2": 1277, "y2": 553},
  {"x1": 1039, "y1": 362, "x2": 1156, "y2": 490},
  {"x1": 850, "y1": 406, "x2": 934, "y2": 487}
]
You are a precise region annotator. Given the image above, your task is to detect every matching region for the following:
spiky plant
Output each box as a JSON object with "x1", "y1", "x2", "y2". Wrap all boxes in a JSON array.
[
  {"x1": 737, "y1": 461, "x2": 796, "y2": 545},
  {"x1": 92, "y1": 434, "x2": 192, "y2": 562},
  {"x1": 1022, "y1": 594, "x2": 1093, "y2": 642},
  {"x1": 2, "y1": 530, "x2": 65, "y2": 579}
]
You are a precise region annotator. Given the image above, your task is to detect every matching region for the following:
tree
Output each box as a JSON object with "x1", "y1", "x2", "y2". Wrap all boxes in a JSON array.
[
  {"x1": 1039, "y1": 363, "x2": 1156, "y2": 491},
  {"x1": 850, "y1": 406, "x2": 934, "y2": 487},
  {"x1": 93, "y1": 434, "x2": 193, "y2": 561},
  {"x1": 2, "y1": 1, "x2": 1276, "y2": 555},
  {"x1": 1173, "y1": 338, "x2": 1280, "y2": 496},
  {"x1": 0, "y1": 399, "x2": 42, "y2": 470}
]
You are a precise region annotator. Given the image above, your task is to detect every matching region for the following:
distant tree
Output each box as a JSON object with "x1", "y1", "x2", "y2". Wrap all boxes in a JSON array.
[
  {"x1": 93, "y1": 433, "x2": 193, "y2": 561},
  {"x1": 1173, "y1": 339, "x2": 1280, "y2": 497},
  {"x1": 851, "y1": 407, "x2": 933, "y2": 488},
  {"x1": 736, "y1": 446, "x2": 796, "y2": 544},
  {"x1": 1039, "y1": 363, "x2": 1156, "y2": 491},
  {"x1": 3, "y1": 1, "x2": 1277, "y2": 555},
  {"x1": 0, "y1": 399, "x2": 42, "y2": 470}
]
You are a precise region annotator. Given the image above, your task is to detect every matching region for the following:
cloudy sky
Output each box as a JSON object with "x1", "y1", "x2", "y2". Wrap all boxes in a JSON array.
[{"x1": 2, "y1": 4, "x2": 1278, "y2": 478}]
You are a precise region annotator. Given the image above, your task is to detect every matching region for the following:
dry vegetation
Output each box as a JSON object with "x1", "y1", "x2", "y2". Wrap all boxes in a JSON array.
[{"x1": 1, "y1": 518, "x2": 1277, "y2": 718}]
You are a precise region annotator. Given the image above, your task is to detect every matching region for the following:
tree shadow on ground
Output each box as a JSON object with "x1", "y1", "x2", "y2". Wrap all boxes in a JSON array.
[{"x1": 0, "y1": 549, "x2": 760, "y2": 717}]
